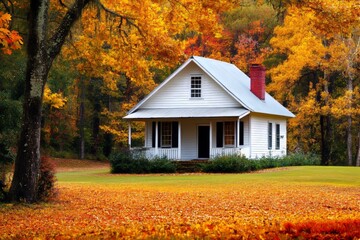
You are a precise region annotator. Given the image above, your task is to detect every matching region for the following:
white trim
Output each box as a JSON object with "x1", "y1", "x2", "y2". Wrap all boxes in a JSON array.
[
  {"x1": 128, "y1": 123, "x2": 132, "y2": 147},
  {"x1": 144, "y1": 122, "x2": 147, "y2": 147},
  {"x1": 223, "y1": 121, "x2": 236, "y2": 147},
  {"x1": 268, "y1": 121, "x2": 273, "y2": 150},
  {"x1": 178, "y1": 121, "x2": 181, "y2": 159},
  {"x1": 190, "y1": 75, "x2": 202, "y2": 98},
  {"x1": 238, "y1": 111, "x2": 250, "y2": 120},
  {"x1": 275, "y1": 123, "x2": 281, "y2": 150}
]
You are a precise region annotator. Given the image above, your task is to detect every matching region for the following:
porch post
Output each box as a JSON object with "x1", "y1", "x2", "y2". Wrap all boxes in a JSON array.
[
  {"x1": 178, "y1": 121, "x2": 181, "y2": 159},
  {"x1": 155, "y1": 121, "x2": 159, "y2": 155},
  {"x1": 144, "y1": 122, "x2": 147, "y2": 147},
  {"x1": 209, "y1": 121, "x2": 212, "y2": 158},
  {"x1": 128, "y1": 122, "x2": 132, "y2": 148}
]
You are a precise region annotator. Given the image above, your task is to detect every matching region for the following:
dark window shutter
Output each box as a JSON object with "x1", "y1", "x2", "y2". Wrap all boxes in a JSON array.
[
  {"x1": 152, "y1": 122, "x2": 156, "y2": 148},
  {"x1": 172, "y1": 122, "x2": 178, "y2": 148},
  {"x1": 158, "y1": 122, "x2": 162, "y2": 147},
  {"x1": 216, "y1": 122, "x2": 223, "y2": 147},
  {"x1": 240, "y1": 121, "x2": 244, "y2": 145}
]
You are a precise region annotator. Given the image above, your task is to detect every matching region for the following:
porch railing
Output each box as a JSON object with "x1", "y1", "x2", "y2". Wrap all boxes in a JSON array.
[
  {"x1": 131, "y1": 146, "x2": 250, "y2": 160},
  {"x1": 210, "y1": 146, "x2": 250, "y2": 158},
  {"x1": 131, "y1": 147, "x2": 179, "y2": 160}
]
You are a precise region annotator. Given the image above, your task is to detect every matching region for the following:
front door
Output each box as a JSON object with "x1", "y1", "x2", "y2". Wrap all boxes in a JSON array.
[{"x1": 198, "y1": 126, "x2": 210, "y2": 158}]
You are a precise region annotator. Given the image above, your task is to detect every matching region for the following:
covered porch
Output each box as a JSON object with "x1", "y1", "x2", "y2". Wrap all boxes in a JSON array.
[
  {"x1": 131, "y1": 143, "x2": 251, "y2": 160},
  {"x1": 124, "y1": 108, "x2": 251, "y2": 160}
]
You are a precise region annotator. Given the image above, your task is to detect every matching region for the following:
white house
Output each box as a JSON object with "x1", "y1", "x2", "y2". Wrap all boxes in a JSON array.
[{"x1": 124, "y1": 56, "x2": 295, "y2": 160}]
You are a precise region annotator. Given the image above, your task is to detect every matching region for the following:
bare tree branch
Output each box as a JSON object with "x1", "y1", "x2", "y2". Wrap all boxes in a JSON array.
[
  {"x1": 48, "y1": 0, "x2": 92, "y2": 59},
  {"x1": 59, "y1": 0, "x2": 70, "y2": 9},
  {"x1": 94, "y1": 0, "x2": 144, "y2": 37},
  {"x1": 0, "y1": 0, "x2": 11, "y2": 13}
]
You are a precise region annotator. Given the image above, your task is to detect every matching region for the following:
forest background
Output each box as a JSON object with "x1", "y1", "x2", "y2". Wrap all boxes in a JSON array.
[{"x1": 1, "y1": 0, "x2": 359, "y2": 170}]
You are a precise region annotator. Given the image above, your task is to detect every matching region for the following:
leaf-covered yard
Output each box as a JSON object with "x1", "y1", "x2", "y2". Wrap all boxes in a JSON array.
[{"x1": 1, "y1": 162, "x2": 359, "y2": 239}]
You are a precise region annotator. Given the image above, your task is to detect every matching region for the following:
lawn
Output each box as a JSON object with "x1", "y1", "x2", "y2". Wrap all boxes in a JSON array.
[{"x1": 1, "y1": 160, "x2": 359, "y2": 239}]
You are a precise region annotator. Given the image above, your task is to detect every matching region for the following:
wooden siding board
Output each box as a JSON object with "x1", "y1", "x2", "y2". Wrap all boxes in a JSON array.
[
  {"x1": 249, "y1": 114, "x2": 287, "y2": 158},
  {"x1": 181, "y1": 119, "x2": 197, "y2": 160},
  {"x1": 141, "y1": 62, "x2": 241, "y2": 109}
]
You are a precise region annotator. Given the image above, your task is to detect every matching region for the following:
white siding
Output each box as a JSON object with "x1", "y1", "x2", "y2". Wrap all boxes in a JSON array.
[
  {"x1": 249, "y1": 113, "x2": 287, "y2": 158},
  {"x1": 181, "y1": 119, "x2": 198, "y2": 160},
  {"x1": 145, "y1": 121, "x2": 152, "y2": 148},
  {"x1": 241, "y1": 116, "x2": 250, "y2": 146},
  {"x1": 141, "y1": 62, "x2": 241, "y2": 109}
]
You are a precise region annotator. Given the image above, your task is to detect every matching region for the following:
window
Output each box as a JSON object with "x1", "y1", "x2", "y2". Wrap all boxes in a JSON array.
[
  {"x1": 268, "y1": 122, "x2": 273, "y2": 149},
  {"x1": 161, "y1": 122, "x2": 172, "y2": 147},
  {"x1": 275, "y1": 124, "x2": 280, "y2": 150},
  {"x1": 191, "y1": 76, "x2": 201, "y2": 98},
  {"x1": 152, "y1": 122, "x2": 178, "y2": 148},
  {"x1": 224, "y1": 122, "x2": 235, "y2": 146}
]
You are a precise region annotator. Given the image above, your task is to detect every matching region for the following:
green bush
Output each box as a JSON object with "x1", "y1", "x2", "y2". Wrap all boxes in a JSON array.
[
  {"x1": 109, "y1": 150, "x2": 176, "y2": 174},
  {"x1": 150, "y1": 157, "x2": 176, "y2": 173},
  {"x1": 202, "y1": 154, "x2": 255, "y2": 173},
  {"x1": 109, "y1": 149, "x2": 149, "y2": 174},
  {"x1": 280, "y1": 153, "x2": 320, "y2": 166},
  {"x1": 202, "y1": 153, "x2": 320, "y2": 173}
]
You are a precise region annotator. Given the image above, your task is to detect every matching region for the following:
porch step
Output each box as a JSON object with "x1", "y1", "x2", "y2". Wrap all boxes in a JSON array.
[{"x1": 174, "y1": 160, "x2": 209, "y2": 173}]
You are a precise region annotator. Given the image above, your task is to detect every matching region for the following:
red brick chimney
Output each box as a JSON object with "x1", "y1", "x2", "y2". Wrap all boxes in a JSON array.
[{"x1": 250, "y1": 64, "x2": 266, "y2": 100}]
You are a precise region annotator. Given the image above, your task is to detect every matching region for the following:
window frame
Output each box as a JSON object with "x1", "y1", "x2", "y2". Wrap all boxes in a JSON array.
[
  {"x1": 190, "y1": 75, "x2": 202, "y2": 98},
  {"x1": 275, "y1": 123, "x2": 280, "y2": 150},
  {"x1": 268, "y1": 122, "x2": 273, "y2": 150},
  {"x1": 224, "y1": 121, "x2": 235, "y2": 147},
  {"x1": 161, "y1": 122, "x2": 172, "y2": 148}
]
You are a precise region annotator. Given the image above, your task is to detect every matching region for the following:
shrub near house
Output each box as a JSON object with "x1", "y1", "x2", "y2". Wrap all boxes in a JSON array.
[
  {"x1": 109, "y1": 150, "x2": 319, "y2": 174},
  {"x1": 110, "y1": 150, "x2": 176, "y2": 174}
]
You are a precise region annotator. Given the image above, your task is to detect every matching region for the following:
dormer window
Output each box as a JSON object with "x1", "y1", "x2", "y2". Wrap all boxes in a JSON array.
[{"x1": 191, "y1": 76, "x2": 202, "y2": 98}]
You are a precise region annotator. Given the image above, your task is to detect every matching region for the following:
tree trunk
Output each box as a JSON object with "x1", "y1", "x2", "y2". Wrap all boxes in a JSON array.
[
  {"x1": 320, "y1": 115, "x2": 331, "y2": 166},
  {"x1": 79, "y1": 77, "x2": 85, "y2": 159},
  {"x1": 345, "y1": 42, "x2": 354, "y2": 166},
  {"x1": 356, "y1": 131, "x2": 360, "y2": 167},
  {"x1": 320, "y1": 73, "x2": 332, "y2": 166},
  {"x1": 8, "y1": 0, "x2": 91, "y2": 202},
  {"x1": 345, "y1": 56, "x2": 353, "y2": 166},
  {"x1": 347, "y1": 119, "x2": 352, "y2": 165},
  {"x1": 8, "y1": 0, "x2": 50, "y2": 202}
]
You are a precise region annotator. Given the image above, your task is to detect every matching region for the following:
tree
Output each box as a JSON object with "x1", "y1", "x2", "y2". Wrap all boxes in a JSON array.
[
  {"x1": 8, "y1": 0, "x2": 242, "y2": 202},
  {"x1": 268, "y1": 1, "x2": 360, "y2": 165},
  {"x1": 9, "y1": 0, "x2": 93, "y2": 202}
]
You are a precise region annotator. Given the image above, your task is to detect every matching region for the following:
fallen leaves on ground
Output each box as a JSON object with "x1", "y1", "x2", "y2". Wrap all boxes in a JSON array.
[{"x1": 1, "y1": 180, "x2": 359, "y2": 239}]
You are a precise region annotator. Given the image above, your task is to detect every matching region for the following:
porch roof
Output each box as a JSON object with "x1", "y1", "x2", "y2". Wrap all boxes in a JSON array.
[{"x1": 123, "y1": 107, "x2": 250, "y2": 120}]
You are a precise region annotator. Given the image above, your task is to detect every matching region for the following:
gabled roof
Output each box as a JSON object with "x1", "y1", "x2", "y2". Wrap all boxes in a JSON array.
[{"x1": 126, "y1": 56, "x2": 295, "y2": 118}]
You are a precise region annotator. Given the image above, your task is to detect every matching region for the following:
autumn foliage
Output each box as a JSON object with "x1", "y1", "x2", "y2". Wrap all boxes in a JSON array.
[
  {"x1": 0, "y1": 12, "x2": 22, "y2": 54},
  {"x1": 1, "y1": 166, "x2": 359, "y2": 239},
  {"x1": 282, "y1": 219, "x2": 360, "y2": 239}
]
